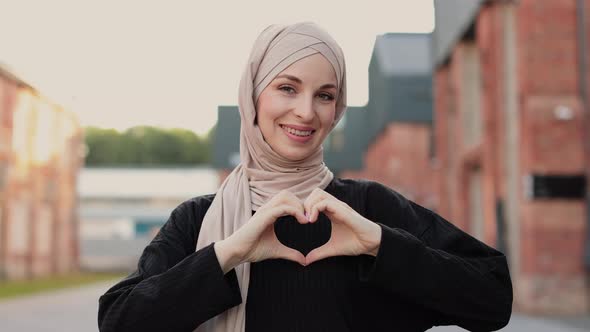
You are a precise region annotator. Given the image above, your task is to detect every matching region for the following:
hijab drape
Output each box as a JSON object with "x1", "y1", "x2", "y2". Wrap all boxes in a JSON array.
[{"x1": 195, "y1": 21, "x2": 347, "y2": 332}]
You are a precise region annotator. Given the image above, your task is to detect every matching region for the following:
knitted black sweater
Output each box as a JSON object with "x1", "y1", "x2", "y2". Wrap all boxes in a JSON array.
[{"x1": 98, "y1": 178, "x2": 512, "y2": 332}]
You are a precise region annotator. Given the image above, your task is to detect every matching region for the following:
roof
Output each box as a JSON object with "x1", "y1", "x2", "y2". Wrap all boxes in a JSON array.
[
  {"x1": 374, "y1": 33, "x2": 432, "y2": 76},
  {"x1": 432, "y1": 0, "x2": 484, "y2": 67},
  {"x1": 366, "y1": 33, "x2": 433, "y2": 140}
]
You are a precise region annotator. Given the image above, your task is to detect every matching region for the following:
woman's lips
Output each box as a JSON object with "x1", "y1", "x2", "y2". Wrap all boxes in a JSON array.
[
  {"x1": 280, "y1": 125, "x2": 315, "y2": 143},
  {"x1": 281, "y1": 124, "x2": 315, "y2": 131}
]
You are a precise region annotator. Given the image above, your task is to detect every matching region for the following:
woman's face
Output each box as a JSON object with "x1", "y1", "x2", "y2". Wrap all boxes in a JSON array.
[{"x1": 256, "y1": 53, "x2": 338, "y2": 161}]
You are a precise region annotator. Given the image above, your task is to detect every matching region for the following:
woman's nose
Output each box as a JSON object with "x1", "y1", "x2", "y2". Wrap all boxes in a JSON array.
[{"x1": 293, "y1": 96, "x2": 315, "y2": 121}]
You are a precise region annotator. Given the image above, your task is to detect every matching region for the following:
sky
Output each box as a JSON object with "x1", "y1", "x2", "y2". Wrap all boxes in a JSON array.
[{"x1": 0, "y1": 0, "x2": 434, "y2": 135}]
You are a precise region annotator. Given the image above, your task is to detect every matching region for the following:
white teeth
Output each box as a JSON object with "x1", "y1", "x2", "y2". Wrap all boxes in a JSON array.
[{"x1": 282, "y1": 125, "x2": 313, "y2": 137}]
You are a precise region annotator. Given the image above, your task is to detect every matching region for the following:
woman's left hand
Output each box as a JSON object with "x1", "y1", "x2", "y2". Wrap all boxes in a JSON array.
[{"x1": 303, "y1": 188, "x2": 382, "y2": 265}]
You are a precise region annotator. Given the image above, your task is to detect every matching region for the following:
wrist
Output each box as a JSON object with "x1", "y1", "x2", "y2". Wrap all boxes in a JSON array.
[
  {"x1": 367, "y1": 223, "x2": 382, "y2": 257},
  {"x1": 214, "y1": 239, "x2": 243, "y2": 274}
]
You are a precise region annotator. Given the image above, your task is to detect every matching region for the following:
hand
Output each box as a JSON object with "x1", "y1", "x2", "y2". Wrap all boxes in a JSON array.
[
  {"x1": 216, "y1": 190, "x2": 309, "y2": 273},
  {"x1": 303, "y1": 188, "x2": 382, "y2": 265}
]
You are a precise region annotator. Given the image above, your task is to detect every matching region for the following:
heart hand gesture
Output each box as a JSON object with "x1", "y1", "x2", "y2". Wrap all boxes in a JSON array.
[
  {"x1": 303, "y1": 188, "x2": 382, "y2": 265},
  {"x1": 215, "y1": 190, "x2": 309, "y2": 273},
  {"x1": 214, "y1": 187, "x2": 382, "y2": 273}
]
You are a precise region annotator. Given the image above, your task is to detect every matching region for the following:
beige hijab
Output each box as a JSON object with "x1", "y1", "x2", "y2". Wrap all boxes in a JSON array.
[{"x1": 195, "y1": 21, "x2": 347, "y2": 332}]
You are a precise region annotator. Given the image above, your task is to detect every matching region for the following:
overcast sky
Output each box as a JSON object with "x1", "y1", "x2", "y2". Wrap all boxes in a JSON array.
[{"x1": 0, "y1": 0, "x2": 434, "y2": 135}]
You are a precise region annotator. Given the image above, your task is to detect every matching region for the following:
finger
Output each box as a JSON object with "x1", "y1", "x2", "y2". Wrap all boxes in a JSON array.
[
  {"x1": 274, "y1": 192, "x2": 307, "y2": 223},
  {"x1": 281, "y1": 203, "x2": 308, "y2": 224},
  {"x1": 284, "y1": 194, "x2": 307, "y2": 222},
  {"x1": 276, "y1": 246, "x2": 306, "y2": 266},
  {"x1": 269, "y1": 191, "x2": 306, "y2": 222},
  {"x1": 307, "y1": 187, "x2": 335, "y2": 203},
  {"x1": 304, "y1": 191, "x2": 326, "y2": 222},
  {"x1": 309, "y1": 198, "x2": 331, "y2": 223},
  {"x1": 305, "y1": 243, "x2": 337, "y2": 265},
  {"x1": 268, "y1": 205, "x2": 307, "y2": 225}
]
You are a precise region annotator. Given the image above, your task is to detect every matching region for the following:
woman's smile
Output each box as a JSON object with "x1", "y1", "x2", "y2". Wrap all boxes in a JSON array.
[{"x1": 280, "y1": 124, "x2": 316, "y2": 143}]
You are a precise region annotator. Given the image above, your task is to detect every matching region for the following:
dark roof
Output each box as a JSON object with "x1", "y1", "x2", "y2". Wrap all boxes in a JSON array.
[
  {"x1": 374, "y1": 33, "x2": 432, "y2": 76},
  {"x1": 366, "y1": 33, "x2": 433, "y2": 141},
  {"x1": 432, "y1": 0, "x2": 483, "y2": 67}
]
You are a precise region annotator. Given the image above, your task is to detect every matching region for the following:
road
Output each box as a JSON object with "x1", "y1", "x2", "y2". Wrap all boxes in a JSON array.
[{"x1": 0, "y1": 281, "x2": 587, "y2": 331}]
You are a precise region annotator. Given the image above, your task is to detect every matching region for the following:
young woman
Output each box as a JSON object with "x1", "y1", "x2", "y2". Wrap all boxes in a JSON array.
[{"x1": 98, "y1": 22, "x2": 513, "y2": 332}]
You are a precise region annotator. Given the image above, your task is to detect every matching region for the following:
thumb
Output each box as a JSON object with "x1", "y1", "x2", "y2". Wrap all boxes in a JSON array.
[
  {"x1": 305, "y1": 244, "x2": 334, "y2": 266},
  {"x1": 276, "y1": 246, "x2": 307, "y2": 266}
]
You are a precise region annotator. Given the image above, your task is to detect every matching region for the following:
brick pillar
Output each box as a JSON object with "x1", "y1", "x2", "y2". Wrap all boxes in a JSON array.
[
  {"x1": 513, "y1": 0, "x2": 589, "y2": 314},
  {"x1": 434, "y1": 66, "x2": 452, "y2": 220}
]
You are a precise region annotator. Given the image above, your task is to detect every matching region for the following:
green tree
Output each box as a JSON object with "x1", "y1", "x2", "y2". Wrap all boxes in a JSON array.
[{"x1": 84, "y1": 125, "x2": 214, "y2": 166}]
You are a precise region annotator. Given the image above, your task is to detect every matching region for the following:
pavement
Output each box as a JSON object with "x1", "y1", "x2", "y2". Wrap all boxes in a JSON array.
[
  {"x1": 0, "y1": 281, "x2": 111, "y2": 332},
  {"x1": 0, "y1": 281, "x2": 588, "y2": 331},
  {"x1": 433, "y1": 315, "x2": 590, "y2": 331}
]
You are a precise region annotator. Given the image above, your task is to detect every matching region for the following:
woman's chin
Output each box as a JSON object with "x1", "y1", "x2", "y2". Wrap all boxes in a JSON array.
[{"x1": 277, "y1": 147, "x2": 314, "y2": 162}]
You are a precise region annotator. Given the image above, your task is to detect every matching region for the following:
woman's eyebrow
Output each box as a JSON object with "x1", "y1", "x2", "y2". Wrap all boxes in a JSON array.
[
  {"x1": 275, "y1": 74, "x2": 337, "y2": 90},
  {"x1": 275, "y1": 74, "x2": 302, "y2": 84}
]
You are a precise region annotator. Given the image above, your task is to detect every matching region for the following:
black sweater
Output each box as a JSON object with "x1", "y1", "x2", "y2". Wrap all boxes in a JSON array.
[{"x1": 98, "y1": 178, "x2": 513, "y2": 332}]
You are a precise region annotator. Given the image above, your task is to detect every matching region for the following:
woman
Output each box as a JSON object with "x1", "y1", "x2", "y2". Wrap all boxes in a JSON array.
[{"x1": 98, "y1": 22, "x2": 512, "y2": 332}]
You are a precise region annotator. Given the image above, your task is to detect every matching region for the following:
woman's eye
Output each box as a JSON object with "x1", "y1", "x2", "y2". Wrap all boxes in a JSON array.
[
  {"x1": 279, "y1": 86, "x2": 296, "y2": 94},
  {"x1": 318, "y1": 93, "x2": 335, "y2": 101}
]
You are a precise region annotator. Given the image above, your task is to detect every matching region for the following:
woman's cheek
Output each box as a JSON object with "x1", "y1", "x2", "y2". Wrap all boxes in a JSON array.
[{"x1": 319, "y1": 105, "x2": 336, "y2": 123}]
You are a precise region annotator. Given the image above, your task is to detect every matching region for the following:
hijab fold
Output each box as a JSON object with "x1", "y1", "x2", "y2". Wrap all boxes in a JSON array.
[{"x1": 194, "y1": 22, "x2": 347, "y2": 332}]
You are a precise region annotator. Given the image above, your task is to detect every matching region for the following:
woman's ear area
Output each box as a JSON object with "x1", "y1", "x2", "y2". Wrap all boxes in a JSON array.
[
  {"x1": 253, "y1": 81, "x2": 268, "y2": 127},
  {"x1": 253, "y1": 93, "x2": 260, "y2": 126}
]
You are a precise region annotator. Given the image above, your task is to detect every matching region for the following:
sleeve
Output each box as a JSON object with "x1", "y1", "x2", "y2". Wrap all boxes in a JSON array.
[
  {"x1": 97, "y1": 198, "x2": 243, "y2": 332},
  {"x1": 358, "y1": 181, "x2": 513, "y2": 332}
]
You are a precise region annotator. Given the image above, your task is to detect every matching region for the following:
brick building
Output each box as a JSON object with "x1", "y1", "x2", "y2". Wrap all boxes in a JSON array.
[
  {"x1": 431, "y1": 0, "x2": 590, "y2": 314},
  {"x1": 0, "y1": 66, "x2": 84, "y2": 280}
]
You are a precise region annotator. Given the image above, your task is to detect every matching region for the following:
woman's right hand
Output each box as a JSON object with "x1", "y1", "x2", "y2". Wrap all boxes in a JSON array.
[{"x1": 214, "y1": 190, "x2": 309, "y2": 273}]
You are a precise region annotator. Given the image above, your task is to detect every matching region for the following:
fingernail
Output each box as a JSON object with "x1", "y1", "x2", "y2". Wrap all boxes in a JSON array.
[{"x1": 305, "y1": 212, "x2": 310, "y2": 222}]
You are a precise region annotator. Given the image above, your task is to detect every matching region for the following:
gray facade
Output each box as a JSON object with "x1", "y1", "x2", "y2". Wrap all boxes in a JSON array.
[{"x1": 366, "y1": 33, "x2": 433, "y2": 142}]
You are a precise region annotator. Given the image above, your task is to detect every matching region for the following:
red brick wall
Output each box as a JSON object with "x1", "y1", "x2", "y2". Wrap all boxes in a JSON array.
[
  {"x1": 341, "y1": 123, "x2": 437, "y2": 210},
  {"x1": 433, "y1": 66, "x2": 452, "y2": 221},
  {"x1": 515, "y1": 0, "x2": 589, "y2": 314},
  {"x1": 476, "y1": 5, "x2": 504, "y2": 248},
  {"x1": 0, "y1": 72, "x2": 82, "y2": 280},
  {"x1": 432, "y1": 0, "x2": 590, "y2": 314}
]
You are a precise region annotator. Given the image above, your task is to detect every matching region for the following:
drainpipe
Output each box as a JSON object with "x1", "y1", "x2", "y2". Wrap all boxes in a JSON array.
[{"x1": 578, "y1": 0, "x2": 590, "y2": 269}]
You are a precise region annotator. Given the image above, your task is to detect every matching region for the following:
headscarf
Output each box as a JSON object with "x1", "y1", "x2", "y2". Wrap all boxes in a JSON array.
[{"x1": 195, "y1": 21, "x2": 347, "y2": 332}]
